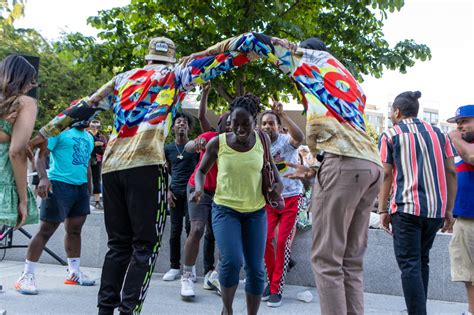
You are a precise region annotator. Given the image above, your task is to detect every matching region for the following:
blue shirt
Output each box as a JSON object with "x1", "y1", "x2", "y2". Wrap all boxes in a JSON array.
[
  {"x1": 47, "y1": 128, "x2": 94, "y2": 185},
  {"x1": 453, "y1": 149, "x2": 474, "y2": 218}
]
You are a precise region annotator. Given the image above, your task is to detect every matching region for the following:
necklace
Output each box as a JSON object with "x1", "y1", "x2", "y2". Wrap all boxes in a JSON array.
[{"x1": 175, "y1": 142, "x2": 185, "y2": 160}]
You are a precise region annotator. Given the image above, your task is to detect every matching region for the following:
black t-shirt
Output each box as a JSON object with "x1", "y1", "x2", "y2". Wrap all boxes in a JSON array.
[{"x1": 164, "y1": 142, "x2": 199, "y2": 194}]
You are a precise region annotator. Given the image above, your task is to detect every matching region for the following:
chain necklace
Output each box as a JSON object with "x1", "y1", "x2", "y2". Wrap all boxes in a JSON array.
[{"x1": 175, "y1": 142, "x2": 185, "y2": 160}]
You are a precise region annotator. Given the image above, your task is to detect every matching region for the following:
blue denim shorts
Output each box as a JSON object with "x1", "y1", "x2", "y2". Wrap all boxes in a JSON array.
[{"x1": 40, "y1": 180, "x2": 90, "y2": 223}]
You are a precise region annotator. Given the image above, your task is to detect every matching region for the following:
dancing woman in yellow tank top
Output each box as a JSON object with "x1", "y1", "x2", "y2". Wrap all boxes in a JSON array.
[{"x1": 191, "y1": 94, "x2": 282, "y2": 315}]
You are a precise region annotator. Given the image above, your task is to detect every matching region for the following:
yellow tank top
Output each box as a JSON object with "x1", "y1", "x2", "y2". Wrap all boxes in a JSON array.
[{"x1": 213, "y1": 132, "x2": 266, "y2": 212}]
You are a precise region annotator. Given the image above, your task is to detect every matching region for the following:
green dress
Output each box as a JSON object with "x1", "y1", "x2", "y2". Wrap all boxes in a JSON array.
[{"x1": 0, "y1": 119, "x2": 38, "y2": 227}]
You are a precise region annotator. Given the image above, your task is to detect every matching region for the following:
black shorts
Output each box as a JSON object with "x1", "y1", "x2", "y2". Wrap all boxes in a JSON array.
[
  {"x1": 187, "y1": 185, "x2": 214, "y2": 221},
  {"x1": 40, "y1": 180, "x2": 90, "y2": 223}
]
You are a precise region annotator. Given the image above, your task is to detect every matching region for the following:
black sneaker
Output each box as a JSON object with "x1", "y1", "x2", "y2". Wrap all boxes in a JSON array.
[
  {"x1": 267, "y1": 294, "x2": 282, "y2": 307},
  {"x1": 261, "y1": 285, "x2": 270, "y2": 301}
]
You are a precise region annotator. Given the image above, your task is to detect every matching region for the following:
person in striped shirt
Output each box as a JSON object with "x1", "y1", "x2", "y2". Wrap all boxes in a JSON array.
[{"x1": 378, "y1": 91, "x2": 457, "y2": 315}]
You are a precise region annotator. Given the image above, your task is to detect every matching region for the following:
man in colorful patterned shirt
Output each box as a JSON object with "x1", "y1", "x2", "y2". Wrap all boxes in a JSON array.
[
  {"x1": 378, "y1": 91, "x2": 457, "y2": 315},
  {"x1": 447, "y1": 105, "x2": 474, "y2": 315}
]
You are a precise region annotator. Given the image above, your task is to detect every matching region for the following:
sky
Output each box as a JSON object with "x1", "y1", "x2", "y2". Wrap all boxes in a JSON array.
[{"x1": 14, "y1": 0, "x2": 474, "y2": 121}]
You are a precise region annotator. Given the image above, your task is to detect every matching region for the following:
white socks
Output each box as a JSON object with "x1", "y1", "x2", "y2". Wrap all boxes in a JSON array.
[
  {"x1": 23, "y1": 260, "x2": 37, "y2": 275},
  {"x1": 183, "y1": 265, "x2": 194, "y2": 273},
  {"x1": 67, "y1": 257, "x2": 80, "y2": 275}
]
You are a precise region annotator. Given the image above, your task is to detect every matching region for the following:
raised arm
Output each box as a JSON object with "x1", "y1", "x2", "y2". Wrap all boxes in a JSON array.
[
  {"x1": 198, "y1": 82, "x2": 212, "y2": 132},
  {"x1": 271, "y1": 98, "x2": 304, "y2": 147}
]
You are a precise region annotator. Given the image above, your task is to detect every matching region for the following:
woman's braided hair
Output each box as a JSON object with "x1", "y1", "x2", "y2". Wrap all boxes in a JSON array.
[{"x1": 229, "y1": 94, "x2": 263, "y2": 120}]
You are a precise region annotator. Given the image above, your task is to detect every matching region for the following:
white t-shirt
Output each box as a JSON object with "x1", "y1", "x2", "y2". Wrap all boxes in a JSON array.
[{"x1": 270, "y1": 133, "x2": 303, "y2": 198}]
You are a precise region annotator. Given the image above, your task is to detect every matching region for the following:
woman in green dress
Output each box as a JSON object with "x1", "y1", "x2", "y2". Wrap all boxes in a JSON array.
[{"x1": 0, "y1": 54, "x2": 39, "y2": 230}]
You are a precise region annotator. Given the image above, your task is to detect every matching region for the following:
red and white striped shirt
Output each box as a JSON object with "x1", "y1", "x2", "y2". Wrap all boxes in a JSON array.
[{"x1": 378, "y1": 118, "x2": 454, "y2": 218}]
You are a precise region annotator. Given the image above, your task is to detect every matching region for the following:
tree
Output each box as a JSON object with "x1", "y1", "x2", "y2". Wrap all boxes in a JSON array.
[
  {"x1": 0, "y1": 25, "x2": 111, "y2": 129},
  {"x1": 79, "y1": 0, "x2": 431, "y2": 111}
]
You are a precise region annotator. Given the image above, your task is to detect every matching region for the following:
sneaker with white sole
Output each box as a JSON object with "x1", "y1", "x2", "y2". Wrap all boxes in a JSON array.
[
  {"x1": 203, "y1": 271, "x2": 213, "y2": 290},
  {"x1": 206, "y1": 270, "x2": 221, "y2": 296},
  {"x1": 261, "y1": 285, "x2": 270, "y2": 301},
  {"x1": 163, "y1": 268, "x2": 181, "y2": 281},
  {"x1": 15, "y1": 273, "x2": 38, "y2": 295},
  {"x1": 64, "y1": 271, "x2": 96, "y2": 286},
  {"x1": 180, "y1": 272, "x2": 195, "y2": 300},
  {"x1": 267, "y1": 293, "x2": 282, "y2": 307}
]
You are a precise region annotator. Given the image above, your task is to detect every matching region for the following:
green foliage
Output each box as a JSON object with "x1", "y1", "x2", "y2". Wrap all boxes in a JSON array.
[
  {"x1": 0, "y1": 25, "x2": 111, "y2": 130},
  {"x1": 77, "y1": 0, "x2": 431, "y2": 111},
  {"x1": 0, "y1": 0, "x2": 25, "y2": 25},
  {"x1": 365, "y1": 122, "x2": 380, "y2": 144}
]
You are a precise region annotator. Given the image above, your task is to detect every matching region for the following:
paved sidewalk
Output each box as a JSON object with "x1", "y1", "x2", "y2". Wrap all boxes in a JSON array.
[{"x1": 0, "y1": 261, "x2": 466, "y2": 314}]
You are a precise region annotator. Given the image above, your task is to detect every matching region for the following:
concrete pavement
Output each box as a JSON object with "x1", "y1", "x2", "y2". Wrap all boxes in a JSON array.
[{"x1": 0, "y1": 260, "x2": 467, "y2": 314}]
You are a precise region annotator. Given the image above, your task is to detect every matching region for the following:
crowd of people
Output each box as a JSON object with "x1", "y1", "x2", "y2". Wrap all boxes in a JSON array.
[{"x1": 0, "y1": 30, "x2": 472, "y2": 315}]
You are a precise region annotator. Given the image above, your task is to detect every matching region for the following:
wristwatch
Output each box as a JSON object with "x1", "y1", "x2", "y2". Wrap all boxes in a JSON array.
[{"x1": 310, "y1": 150, "x2": 325, "y2": 171}]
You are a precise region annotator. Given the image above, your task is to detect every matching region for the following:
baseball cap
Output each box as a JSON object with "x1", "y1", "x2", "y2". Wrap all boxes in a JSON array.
[
  {"x1": 145, "y1": 37, "x2": 176, "y2": 64},
  {"x1": 447, "y1": 104, "x2": 474, "y2": 123}
]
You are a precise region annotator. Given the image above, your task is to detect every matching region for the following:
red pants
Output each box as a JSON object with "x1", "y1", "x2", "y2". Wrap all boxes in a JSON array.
[{"x1": 264, "y1": 194, "x2": 300, "y2": 295}]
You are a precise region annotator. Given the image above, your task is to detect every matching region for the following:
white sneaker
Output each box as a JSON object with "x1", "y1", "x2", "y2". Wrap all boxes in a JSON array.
[
  {"x1": 15, "y1": 273, "x2": 38, "y2": 295},
  {"x1": 163, "y1": 268, "x2": 181, "y2": 281},
  {"x1": 206, "y1": 270, "x2": 221, "y2": 296},
  {"x1": 180, "y1": 272, "x2": 195, "y2": 299},
  {"x1": 203, "y1": 271, "x2": 213, "y2": 290},
  {"x1": 64, "y1": 271, "x2": 96, "y2": 286},
  {"x1": 191, "y1": 265, "x2": 197, "y2": 283}
]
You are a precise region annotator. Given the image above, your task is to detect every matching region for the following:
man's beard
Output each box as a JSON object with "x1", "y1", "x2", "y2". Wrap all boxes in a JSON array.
[{"x1": 462, "y1": 131, "x2": 474, "y2": 142}]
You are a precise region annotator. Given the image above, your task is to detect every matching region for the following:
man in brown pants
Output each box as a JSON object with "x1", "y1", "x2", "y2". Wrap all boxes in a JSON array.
[{"x1": 284, "y1": 39, "x2": 383, "y2": 315}]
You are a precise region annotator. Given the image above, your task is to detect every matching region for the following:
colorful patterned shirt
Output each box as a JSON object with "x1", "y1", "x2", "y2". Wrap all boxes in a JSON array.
[
  {"x1": 205, "y1": 32, "x2": 381, "y2": 167},
  {"x1": 378, "y1": 118, "x2": 454, "y2": 218}
]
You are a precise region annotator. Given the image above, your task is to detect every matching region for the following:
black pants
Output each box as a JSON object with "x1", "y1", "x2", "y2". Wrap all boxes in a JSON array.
[
  {"x1": 169, "y1": 191, "x2": 190, "y2": 269},
  {"x1": 203, "y1": 211, "x2": 216, "y2": 274},
  {"x1": 391, "y1": 212, "x2": 444, "y2": 315},
  {"x1": 91, "y1": 162, "x2": 102, "y2": 194},
  {"x1": 98, "y1": 165, "x2": 167, "y2": 315}
]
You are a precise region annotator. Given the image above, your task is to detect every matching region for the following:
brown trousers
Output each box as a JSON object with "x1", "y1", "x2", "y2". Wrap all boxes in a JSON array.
[{"x1": 311, "y1": 154, "x2": 382, "y2": 315}]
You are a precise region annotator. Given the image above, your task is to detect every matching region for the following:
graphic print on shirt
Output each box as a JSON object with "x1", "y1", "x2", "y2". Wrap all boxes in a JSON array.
[
  {"x1": 273, "y1": 152, "x2": 289, "y2": 174},
  {"x1": 72, "y1": 137, "x2": 92, "y2": 166}
]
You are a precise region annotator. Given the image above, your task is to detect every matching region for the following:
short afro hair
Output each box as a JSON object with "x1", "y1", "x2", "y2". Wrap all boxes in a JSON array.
[{"x1": 172, "y1": 111, "x2": 194, "y2": 129}]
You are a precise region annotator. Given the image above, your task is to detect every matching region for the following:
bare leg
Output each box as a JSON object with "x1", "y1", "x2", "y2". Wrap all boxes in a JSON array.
[
  {"x1": 467, "y1": 282, "x2": 474, "y2": 313},
  {"x1": 26, "y1": 221, "x2": 60, "y2": 261},
  {"x1": 64, "y1": 215, "x2": 87, "y2": 258},
  {"x1": 221, "y1": 284, "x2": 238, "y2": 315},
  {"x1": 183, "y1": 220, "x2": 206, "y2": 266},
  {"x1": 245, "y1": 292, "x2": 262, "y2": 315}
]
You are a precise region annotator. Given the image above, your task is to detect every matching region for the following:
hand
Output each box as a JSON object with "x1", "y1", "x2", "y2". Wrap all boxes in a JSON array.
[
  {"x1": 179, "y1": 50, "x2": 209, "y2": 67},
  {"x1": 449, "y1": 130, "x2": 462, "y2": 140},
  {"x1": 379, "y1": 213, "x2": 393, "y2": 236},
  {"x1": 167, "y1": 190, "x2": 177, "y2": 208},
  {"x1": 15, "y1": 201, "x2": 28, "y2": 230},
  {"x1": 37, "y1": 178, "x2": 52, "y2": 199},
  {"x1": 271, "y1": 37, "x2": 298, "y2": 52},
  {"x1": 270, "y1": 97, "x2": 284, "y2": 117},
  {"x1": 441, "y1": 212, "x2": 455, "y2": 233},
  {"x1": 195, "y1": 138, "x2": 207, "y2": 152},
  {"x1": 268, "y1": 181, "x2": 283, "y2": 196},
  {"x1": 284, "y1": 162, "x2": 316, "y2": 180},
  {"x1": 189, "y1": 190, "x2": 203, "y2": 204},
  {"x1": 201, "y1": 81, "x2": 211, "y2": 92}
]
